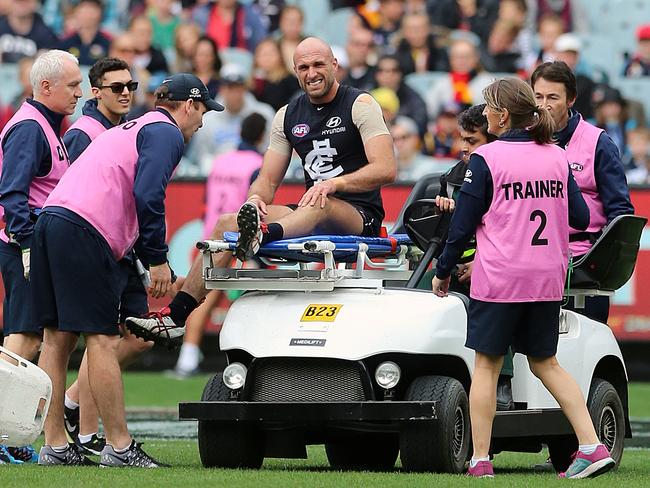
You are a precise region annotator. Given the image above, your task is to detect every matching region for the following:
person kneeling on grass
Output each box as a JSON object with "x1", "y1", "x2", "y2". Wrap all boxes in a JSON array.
[{"x1": 431, "y1": 77, "x2": 615, "y2": 479}]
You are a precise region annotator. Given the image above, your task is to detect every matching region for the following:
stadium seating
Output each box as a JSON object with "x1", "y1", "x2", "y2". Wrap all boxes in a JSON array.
[{"x1": 404, "y1": 71, "x2": 448, "y2": 100}]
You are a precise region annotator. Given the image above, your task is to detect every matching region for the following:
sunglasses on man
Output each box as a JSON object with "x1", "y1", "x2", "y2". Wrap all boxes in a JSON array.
[{"x1": 99, "y1": 81, "x2": 139, "y2": 94}]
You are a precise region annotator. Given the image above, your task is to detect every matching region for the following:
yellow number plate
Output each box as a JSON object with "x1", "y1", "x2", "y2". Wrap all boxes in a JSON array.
[{"x1": 300, "y1": 304, "x2": 343, "y2": 322}]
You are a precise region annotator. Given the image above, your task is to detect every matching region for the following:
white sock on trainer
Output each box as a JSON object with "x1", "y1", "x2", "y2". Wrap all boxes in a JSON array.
[
  {"x1": 78, "y1": 433, "x2": 96, "y2": 444},
  {"x1": 176, "y1": 343, "x2": 200, "y2": 372},
  {"x1": 470, "y1": 456, "x2": 490, "y2": 467},
  {"x1": 52, "y1": 444, "x2": 69, "y2": 452},
  {"x1": 579, "y1": 443, "x2": 600, "y2": 455},
  {"x1": 64, "y1": 394, "x2": 79, "y2": 410}
]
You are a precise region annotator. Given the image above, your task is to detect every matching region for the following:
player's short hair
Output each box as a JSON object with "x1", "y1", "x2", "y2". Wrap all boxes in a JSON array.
[
  {"x1": 458, "y1": 104, "x2": 497, "y2": 142},
  {"x1": 530, "y1": 61, "x2": 578, "y2": 102},
  {"x1": 240, "y1": 113, "x2": 267, "y2": 145},
  {"x1": 88, "y1": 57, "x2": 131, "y2": 88},
  {"x1": 30, "y1": 49, "x2": 79, "y2": 94}
]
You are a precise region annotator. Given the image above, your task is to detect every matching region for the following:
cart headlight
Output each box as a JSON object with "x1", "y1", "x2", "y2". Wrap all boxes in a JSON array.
[
  {"x1": 223, "y1": 363, "x2": 247, "y2": 390},
  {"x1": 375, "y1": 362, "x2": 401, "y2": 389}
]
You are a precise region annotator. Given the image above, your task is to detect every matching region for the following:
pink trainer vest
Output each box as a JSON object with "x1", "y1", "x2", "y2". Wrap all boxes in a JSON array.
[
  {"x1": 565, "y1": 116, "x2": 606, "y2": 256},
  {"x1": 0, "y1": 101, "x2": 70, "y2": 243},
  {"x1": 66, "y1": 114, "x2": 106, "y2": 142},
  {"x1": 45, "y1": 111, "x2": 178, "y2": 260},
  {"x1": 471, "y1": 140, "x2": 570, "y2": 302},
  {"x1": 203, "y1": 150, "x2": 262, "y2": 239}
]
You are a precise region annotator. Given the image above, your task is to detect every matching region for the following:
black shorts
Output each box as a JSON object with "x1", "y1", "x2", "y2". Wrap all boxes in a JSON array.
[
  {"x1": 285, "y1": 202, "x2": 382, "y2": 237},
  {"x1": 466, "y1": 299, "x2": 561, "y2": 358},
  {"x1": 0, "y1": 241, "x2": 38, "y2": 336},
  {"x1": 31, "y1": 213, "x2": 130, "y2": 335}
]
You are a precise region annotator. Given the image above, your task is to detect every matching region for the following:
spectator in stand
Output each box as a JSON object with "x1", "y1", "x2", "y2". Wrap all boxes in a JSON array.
[
  {"x1": 192, "y1": 36, "x2": 222, "y2": 99},
  {"x1": 481, "y1": 18, "x2": 522, "y2": 74},
  {"x1": 624, "y1": 128, "x2": 650, "y2": 183},
  {"x1": 373, "y1": 0, "x2": 405, "y2": 48},
  {"x1": 374, "y1": 54, "x2": 428, "y2": 136},
  {"x1": 173, "y1": 23, "x2": 201, "y2": 73},
  {"x1": 391, "y1": 116, "x2": 441, "y2": 181},
  {"x1": 370, "y1": 86, "x2": 400, "y2": 127},
  {"x1": 185, "y1": 63, "x2": 275, "y2": 175},
  {"x1": 148, "y1": 0, "x2": 180, "y2": 53},
  {"x1": 110, "y1": 32, "x2": 151, "y2": 116},
  {"x1": 0, "y1": 57, "x2": 35, "y2": 130},
  {"x1": 592, "y1": 86, "x2": 634, "y2": 157},
  {"x1": 59, "y1": 0, "x2": 112, "y2": 66},
  {"x1": 275, "y1": 5, "x2": 305, "y2": 73},
  {"x1": 393, "y1": 12, "x2": 448, "y2": 75},
  {"x1": 526, "y1": 14, "x2": 564, "y2": 73},
  {"x1": 342, "y1": 27, "x2": 376, "y2": 92},
  {"x1": 251, "y1": 37, "x2": 299, "y2": 110},
  {"x1": 425, "y1": 34, "x2": 493, "y2": 121},
  {"x1": 174, "y1": 112, "x2": 266, "y2": 377},
  {"x1": 0, "y1": 0, "x2": 58, "y2": 63},
  {"x1": 331, "y1": 45, "x2": 349, "y2": 82},
  {"x1": 424, "y1": 104, "x2": 462, "y2": 158},
  {"x1": 192, "y1": 0, "x2": 268, "y2": 53},
  {"x1": 553, "y1": 33, "x2": 595, "y2": 120},
  {"x1": 427, "y1": 0, "x2": 499, "y2": 46},
  {"x1": 533, "y1": 0, "x2": 587, "y2": 33},
  {"x1": 623, "y1": 24, "x2": 650, "y2": 77},
  {"x1": 129, "y1": 14, "x2": 169, "y2": 75},
  {"x1": 252, "y1": 0, "x2": 285, "y2": 33}
]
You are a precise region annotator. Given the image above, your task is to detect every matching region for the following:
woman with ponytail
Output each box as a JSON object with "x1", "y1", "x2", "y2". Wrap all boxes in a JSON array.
[{"x1": 431, "y1": 77, "x2": 615, "y2": 479}]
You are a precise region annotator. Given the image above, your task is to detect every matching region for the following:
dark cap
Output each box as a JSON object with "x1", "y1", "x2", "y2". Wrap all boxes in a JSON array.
[{"x1": 158, "y1": 73, "x2": 224, "y2": 112}]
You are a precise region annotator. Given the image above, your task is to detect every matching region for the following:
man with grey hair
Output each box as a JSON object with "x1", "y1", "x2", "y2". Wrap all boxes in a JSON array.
[{"x1": 0, "y1": 49, "x2": 82, "y2": 464}]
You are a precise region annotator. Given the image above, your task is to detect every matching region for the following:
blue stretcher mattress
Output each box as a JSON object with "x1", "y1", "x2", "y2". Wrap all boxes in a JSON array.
[{"x1": 220, "y1": 233, "x2": 413, "y2": 263}]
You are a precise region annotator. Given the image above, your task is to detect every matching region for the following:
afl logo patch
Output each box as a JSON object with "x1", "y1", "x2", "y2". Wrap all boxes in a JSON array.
[
  {"x1": 569, "y1": 162, "x2": 584, "y2": 171},
  {"x1": 292, "y1": 123, "x2": 310, "y2": 137},
  {"x1": 325, "y1": 116, "x2": 342, "y2": 129}
]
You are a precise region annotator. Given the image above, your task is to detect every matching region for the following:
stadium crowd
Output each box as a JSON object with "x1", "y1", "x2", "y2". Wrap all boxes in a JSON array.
[{"x1": 1, "y1": 0, "x2": 650, "y2": 183}]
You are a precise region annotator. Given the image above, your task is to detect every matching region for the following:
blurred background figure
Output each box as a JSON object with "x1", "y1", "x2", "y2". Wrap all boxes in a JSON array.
[
  {"x1": 423, "y1": 103, "x2": 462, "y2": 158},
  {"x1": 148, "y1": 0, "x2": 179, "y2": 54},
  {"x1": 192, "y1": 36, "x2": 222, "y2": 99},
  {"x1": 374, "y1": 54, "x2": 428, "y2": 136},
  {"x1": 0, "y1": 56, "x2": 35, "y2": 128},
  {"x1": 0, "y1": 0, "x2": 58, "y2": 62},
  {"x1": 623, "y1": 24, "x2": 650, "y2": 77},
  {"x1": 624, "y1": 128, "x2": 650, "y2": 183},
  {"x1": 275, "y1": 4, "x2": 305, "y2": 72},
  {"x1": 370, "y1": 86, "x2": 400, "y2": 127},
  {"x1": 393, "y1": 12, "x2": 448, "y2": 75},
  {"x1": 342, "y1": 27, "x2": 376, "y2": 92},
  {"x1": 592, "y1": 86, "x2": 634, "y2": 157},
  {"x1": 129, "y1": 14, "x2": 169, "y2": 75},
  {"x1": 372, "y1": 0, "x2": 405, "y2": 48},
  {"x1": 427, "y1": 0, "x2": 499, "y2": 46},
  {"x1": 59, "y1": 0, "x2": 112, "y2": 66},
  {"x1": 251, "y1": 37, "x2": 299, "y2": 110},
  {"x1": 552, "y1": 33, "x2": 595, "y2": 119},
  {"x1": 425, "y1": 34, "x2": 493, "y2": 121},
  {"x1": 390, "y1": 115, "x2": 440, "y2": 181},
  {"x1": 173, "y1": 23, "x2": 201, "y2": 73}
]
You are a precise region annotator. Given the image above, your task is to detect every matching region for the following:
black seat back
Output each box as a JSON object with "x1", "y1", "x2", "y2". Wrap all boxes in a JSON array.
[
  {"x1": 570, "y1": 214, "x2": 647, "y2": 291},
  {"x1": 389, "y1": 173, "x2": 443, "y2": 234}
]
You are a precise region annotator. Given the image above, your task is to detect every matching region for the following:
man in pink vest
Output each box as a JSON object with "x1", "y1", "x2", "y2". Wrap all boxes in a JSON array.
[
  {"x1": 432, "y1": 78, "x2": 614, "y2": 479},
  {"x1": 61, "y1": 56, "x2": 155, "y2": 458},
  {"x1": 173, "y1": 112, "x2": 266, "y2": 377},
  {"x1": 531, "y1": 61, "x2": 634, "y2": 323},
  {"x1": 0, "y1": 49, "x2": 82, "y2": 464},
  {"x1": 31, "y1": 73, "x2": 223, "y2": 467}
]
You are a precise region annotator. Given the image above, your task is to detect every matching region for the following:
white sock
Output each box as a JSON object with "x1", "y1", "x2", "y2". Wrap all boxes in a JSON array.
[
  {"x1": 470, "y1": 456, "x2": 490, "y2": 467},
  {"x1": 579, "y1": 443, "x2": 600, "y2": 455},
  {"x1": 113, "y1": 440, "x2": 133, "y2": 453},
  {"x1": 64, "y1": 394, "x2": 79, "y2": 410},
  {"x1": 78, "y1": 433, "x2": 96, "y2": 444},
  {"x1": 176, "y1": 343, "x2": 200, "y2": 372},
  {"x1": 52, "y1": 444, "x2": 69, "y2": 452}
]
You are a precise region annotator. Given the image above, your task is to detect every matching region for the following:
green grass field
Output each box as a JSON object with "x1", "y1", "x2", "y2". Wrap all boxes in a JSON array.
[{"x1": 2, "y1": 373, "x2": 649, "y2": 486}]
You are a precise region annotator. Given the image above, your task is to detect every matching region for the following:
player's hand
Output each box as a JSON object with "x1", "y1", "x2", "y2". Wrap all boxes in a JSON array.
[
  {"x1": 299, "y1": 179, "x2": 339, "y2": 209},
  {"x1": 21, "y1": 248, "x2": 30, "y2": 280},
  {"x1": 247, "y1": 194, "x2": 268, "y2": 217},
  {"x1": 435, "y1": 195, "x2": 455, "y2": 213},
  {"x1": 457, "y1": 260, "x2": 473, "y2": 284},
  {"x1": 431, "y1": 275, "x2": 450, "y2": 297},
  {"x1": 148, "y1": 263, "x2": 172, "y2": 299}
]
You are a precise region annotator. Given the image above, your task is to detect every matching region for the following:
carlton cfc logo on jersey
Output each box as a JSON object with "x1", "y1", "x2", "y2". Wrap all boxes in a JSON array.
[{"x1": 292, "y1": 123, "x2": 311, "y2": 137}]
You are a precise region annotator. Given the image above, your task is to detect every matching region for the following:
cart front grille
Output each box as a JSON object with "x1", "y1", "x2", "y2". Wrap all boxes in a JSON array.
[{"x1": 247, "y1": 358, "x2": 368, "y2": 402}]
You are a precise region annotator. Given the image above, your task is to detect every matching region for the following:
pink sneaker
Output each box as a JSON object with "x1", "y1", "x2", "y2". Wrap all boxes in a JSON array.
[
  {"x1": 467, "y1": 460, "x2": 494, "y2": 478},
  {"x1": 559, "y1": 444, "x2": 615, "y2": 479}
]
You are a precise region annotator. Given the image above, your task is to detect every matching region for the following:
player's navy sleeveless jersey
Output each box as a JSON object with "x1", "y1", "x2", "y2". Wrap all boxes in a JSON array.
[{"x1": 283, "y1": 85, "x2": 384, "y2": 223}]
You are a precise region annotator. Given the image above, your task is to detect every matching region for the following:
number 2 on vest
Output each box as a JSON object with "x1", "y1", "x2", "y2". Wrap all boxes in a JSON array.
[{"x1": 530, "y1": 210, "x2": 548, "y2": 246}]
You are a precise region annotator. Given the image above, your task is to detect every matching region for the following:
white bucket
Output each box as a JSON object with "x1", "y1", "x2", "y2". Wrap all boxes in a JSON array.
[{"x1": 0, "y1": 346, "x2": 52, "y2": 446}]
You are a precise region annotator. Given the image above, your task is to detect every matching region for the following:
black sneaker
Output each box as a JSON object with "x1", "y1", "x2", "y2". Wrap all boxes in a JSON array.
[
  {"x1": 38, "y1": 444, "x2": 98, "y2": 466},
  {"x1": 64, "y1": 404, "x2": 80, "y2": 442},
  {"x1": 234, "y1": 202, "x2": 264, "y2": 261},
  {"x1": 77, "y1": 434, "x2": 107, "y2": 456},
  {"x1": 100, "y1": 440, "x2": 168, "y2": 468}
]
